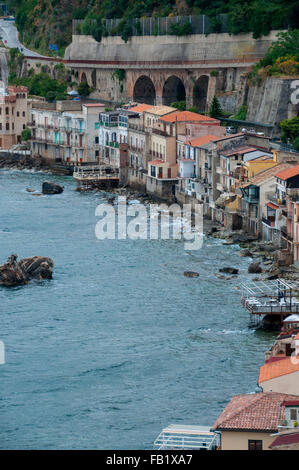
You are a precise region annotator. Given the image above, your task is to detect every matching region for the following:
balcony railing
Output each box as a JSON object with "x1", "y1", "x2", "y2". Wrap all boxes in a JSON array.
[{"x1": 262, "y1": 217, "x2": 275, "y2": 228}]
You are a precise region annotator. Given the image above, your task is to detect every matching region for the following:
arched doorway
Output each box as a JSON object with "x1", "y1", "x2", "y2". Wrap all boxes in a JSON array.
[
  {"x1": 162, "y1": 76, "x2": 186, "y2": 106},
  {"x1": 133, "y1": 76, "x2": 156, "y2": 105},
  {"x1": 80, "y1": 72, "x2": 88, "y2": 84},
  {"x1": 193, "y1": 75, "x2": 209, "y2": 112}
]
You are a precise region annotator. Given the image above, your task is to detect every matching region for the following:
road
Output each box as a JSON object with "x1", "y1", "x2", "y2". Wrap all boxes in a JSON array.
[{"x1": 0, "y1": 19, "x2": 48, "y2": 58}]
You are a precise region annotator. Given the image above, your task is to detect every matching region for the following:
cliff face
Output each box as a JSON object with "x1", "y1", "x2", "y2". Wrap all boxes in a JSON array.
[{"x1": 246, "y1": 77, "x2": 299, "y2": 135}]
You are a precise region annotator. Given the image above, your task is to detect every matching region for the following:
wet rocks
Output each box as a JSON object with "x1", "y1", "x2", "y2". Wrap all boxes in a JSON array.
[
  {"x1": 248, "y1": 262, "x2": 262, "y2": 274},
  {"x1": 219, "y1": 267, "x2": 239, "y2": 275},
  {"x1": 42, "y1": 181, "x2": 64, "y2": 195},
  {"x1": 18, "y1": 256, "x2": 54, "y2": 280},
  {"x1": 184, "y1": 271, "x2": 199, "y2": 278},
  {"x1": 240, "y1": 249, "x2": 253, "y2": 257},
  {"x1": 0, "y1": 254, "x2": 29, "y2": 287},
  {"x1": 0, "y1": 254, "x2": 54, "y2": 287}
]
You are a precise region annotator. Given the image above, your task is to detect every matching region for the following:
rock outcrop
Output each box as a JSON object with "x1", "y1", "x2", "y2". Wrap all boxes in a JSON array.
[
  {"x1": 184, "y1": 271, "x2": 199, "y2": 278},
  {"x1": 0, "y1": 255, "x2": 54, "y2": 287},
  {"x1": 18, "y1": 256, "x2": 54, "y2": 280},
  {"x1": 248, "y1": 262, "x2": 262, "y2": 274},
  {"x1": 42, "y1": 182, "x2": 64, "y2": 195},
  {"x1": 0, "y1": 254, "x2": 29, "y2": 287},
  {"x1": 219, "y1": 267, "x2": 239, "y2": 275}
]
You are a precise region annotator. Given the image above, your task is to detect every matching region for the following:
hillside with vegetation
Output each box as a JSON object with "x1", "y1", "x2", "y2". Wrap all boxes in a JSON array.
[{"x1": 6, "y1": 0, "x2": 299, "y2": 55}]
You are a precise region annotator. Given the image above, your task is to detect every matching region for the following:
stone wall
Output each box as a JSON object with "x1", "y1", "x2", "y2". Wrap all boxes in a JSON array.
[{"x1": 246, "y1": 77, "x2": 299, "y2": 136}]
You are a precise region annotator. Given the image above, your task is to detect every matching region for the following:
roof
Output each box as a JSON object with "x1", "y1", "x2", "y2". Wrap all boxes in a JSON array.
[
  {"x1": 83, "y1": 103, "x2": 105, "y2": 107},
  {"x1": 258, "y1": 356, "x2": 299, "y2": 384},
  {"x1": 220, "y1": 146, "x2": 257, "y2": 157},
  {"x1": 160, "y1": 111, "x2": 218, "y2": 123},
  {"x1": 212, "y1": 392, "x2": 299, "y2": 432},
  {"x1": 275, "y1": 164, "x2": 299, "y2": 181},
  {"x1": 240, "y1": 163, "x2": 293, "y2": 188},
  {"x1": 186, "y1": 135, "x2": 220, "y2": 148},
  {"x1": 129, "y1": 103, "x2": 153, "y2": 114},
  {"x1": 148, "y1": 160, "x2": 164, "y2": 165},
  {"x1": 270, "y1": 432, "x2": 299, "y2": 449},
  {"x1": 145, "y1": 105, "x2": 177, "y2": 116}
]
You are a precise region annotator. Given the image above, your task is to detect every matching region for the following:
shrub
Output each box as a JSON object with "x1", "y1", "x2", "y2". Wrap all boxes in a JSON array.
[
  {"x1": 78, "y1": 81, "x2": 92, "y2": 97},
  {"x1": 169, "y1": 22, "x2": 192, "y2": 36},
  {"x1": 171, "y1": 101, "x2": 186, "y2": 111}
]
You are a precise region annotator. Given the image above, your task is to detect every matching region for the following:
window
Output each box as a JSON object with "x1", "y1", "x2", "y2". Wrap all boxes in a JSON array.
[
  {"x1": 5, "y1": 107, "x2": 9, "y2": 115},
  {"x1": 6, "y1": 123, "x2": 9, "y2": 130},
  {"x1": 95, "y1": 136, "x2": 99, "y2": 144},
  {"x1": 290, "y1": 409, "x2": 297, "y2": 420},
  {"x1": 17, "y1": 111, "x2": 19, "y2": 117},
  {"x1": 248, "y1": 440, "x2": 262, "y2": 450}
]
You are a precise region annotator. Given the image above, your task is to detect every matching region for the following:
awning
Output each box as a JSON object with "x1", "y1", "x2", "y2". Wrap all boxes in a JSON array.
[
  {"x1": 270, "y1": 432, "x2": 299, "y2": 449},
  {"x1": 266, "y1": 202, "x2": 279, "y2": 210}
]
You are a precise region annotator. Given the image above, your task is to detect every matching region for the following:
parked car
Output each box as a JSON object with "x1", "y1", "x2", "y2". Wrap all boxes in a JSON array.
[{"x1": 226, "y1": 126, "x2": 237, "y2": 134}]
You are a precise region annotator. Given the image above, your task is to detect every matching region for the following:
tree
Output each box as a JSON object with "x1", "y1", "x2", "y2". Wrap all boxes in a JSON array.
[
  {"x1": 280, "y1": 116, "x2": 299, "y2": 142},
  {"x1": 209, "y1": 95, "x2": 222, "y2": 118},
  {"x1": 171, "y1": 101, "x2": 186, "y2": 111},
  {"x1": 21, "y1": 128, "x2": 31, "y2": 141},
  {"x1": 78, "y1": 81, "x2": 92, "y2": 97},
  {"x1": 293, "y1": 136, "x2": 299, "y2": 152}
]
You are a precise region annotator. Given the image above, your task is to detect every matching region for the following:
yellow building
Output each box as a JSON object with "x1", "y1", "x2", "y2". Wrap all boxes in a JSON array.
[{"x1": 242, "y1": 155, "x2": 277, "y2": 180}]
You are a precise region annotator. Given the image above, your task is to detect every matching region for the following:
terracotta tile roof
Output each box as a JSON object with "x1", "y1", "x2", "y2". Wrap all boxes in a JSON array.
[
  {"x1": 211, "y1": 392, "x2": 299, "y2": 432},
  {"x1": 258, "y1": 356, "x2": 299, "y2": 384},
  {"x1": 220, "y1": 146, "x2": 257, "y2": 157},
  {"x1": 145, "y1": 105, "x2": 176, "y2": 116},
  {"x1": 240, "y1": 163, "x2": 293, "y2": 188},
  {"x1": 160, "y1": 111, "x2": 218, "y2": 123},
  {"x1": 148, "y1": 160, "x2": 164, "y2": 165},
  {"x1": 186, "y1": 135, "x2": 220, "y2": 148},
  {"x1": 129, "y1": 103, "x2": 154, "y2": 113},
  {"x1": 83, "y1": 103, "x2": 105, "y2": 107},
  {"x1": 275, "y1": 164, "x2": 299, "y2": 181},
  {"x1": 270, "y1": 432, "x2": 299, "y2": 448}
]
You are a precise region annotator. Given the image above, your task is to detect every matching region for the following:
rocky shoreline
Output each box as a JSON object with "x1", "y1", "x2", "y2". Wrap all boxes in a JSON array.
[
  {"x1": 0, "y1": 154, "x2": 51, "y2": 172},
  {"x1": 1, "y1": 161, "x2": 298, "y2": 286}
]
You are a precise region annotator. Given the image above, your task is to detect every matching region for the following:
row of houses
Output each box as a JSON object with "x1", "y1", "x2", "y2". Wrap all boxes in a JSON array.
[{"x1": 27, "y1": 100, "x2": 299, "y2": 265}]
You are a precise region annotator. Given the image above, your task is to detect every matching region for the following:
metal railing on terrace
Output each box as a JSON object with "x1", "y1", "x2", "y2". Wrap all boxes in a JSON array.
[{"x1": 73, "y1": 14, "x2": 231, "y2": 37}]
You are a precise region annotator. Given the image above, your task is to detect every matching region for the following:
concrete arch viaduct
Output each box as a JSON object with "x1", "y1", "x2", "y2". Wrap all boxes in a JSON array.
[{"x1": 24, "y1": 31, "x2": 281, "y2": 113}]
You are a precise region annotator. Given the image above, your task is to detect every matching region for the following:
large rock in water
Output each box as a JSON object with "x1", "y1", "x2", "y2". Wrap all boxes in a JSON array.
[
  {"x1": 219, "y1": 267, "x2": 239, "y2": 275},
  {"x1": 19, "y1": 256, "x2": 54, "y2": 280},
  {"x1": 0, "y1": 254, "x2": 28, "y2": 287},
  {"x1": 42, "y1": 181, "x2": 64, "y2": 195},
  {"x1": 0, "y1": 255, "x2": 54, "y2": 287},
  {"x1": 248, "y1": 262, "x2": 262, "y2": 274}
]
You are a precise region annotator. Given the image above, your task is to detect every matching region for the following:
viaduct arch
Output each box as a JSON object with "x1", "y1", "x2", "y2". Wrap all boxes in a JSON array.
[{"x1": 133, "y1": 75, "x2": 156, "y2": 105}]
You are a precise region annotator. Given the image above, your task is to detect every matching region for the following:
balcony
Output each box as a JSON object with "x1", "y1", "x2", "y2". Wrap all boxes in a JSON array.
[
  {"x1": 99, "y1": 121, "x2": 118, "y2": 128},
  {"x1": 105, "y1": 141, "x2": 119, "y2": 148},
  {"x1": 262, "y1": 217, "x2": 275, "y2": 228}
]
